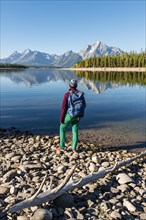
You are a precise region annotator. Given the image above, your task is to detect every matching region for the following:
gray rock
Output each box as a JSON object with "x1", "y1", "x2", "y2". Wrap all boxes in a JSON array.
[
  {"x1": 5, "y1": 152, "x2": 15, "y2": 159},
  {"x1": 91, "y1": 155, "x2": 101, "y2": 164},
  {"x1": 123, "y1": 199, "x2": 137, "y2": 212},
  {"x1": 0, "y1": 187, "x2": 9, "y2": 195},
  {"x1": 116, "y1": 173, "x2": 134, "y2": 184},
  {"x1": 11, "y1": 155, "x2": 22, "y2": 162},
  {"x1": 54, "y1": 193, "x2": 74, "y2": 208},
  {"x1": 3, "y1": 169, "x2": 17, "y2": 182},
  {"x1": 30, "y1": 208, "x2": 52, "y2": 220},
  {"x1": 110, "y1": 211, "x2": 122, "y2": 219},
  {"x1": 89, "y1": 163, "x2": 96, "y2": 172},
  {"x1": 17, "y1": 216, "x2": 29, "y2": 220},
  {"x1": 101, "y1": 161, "x2": 110, "y2": 168},
  {"x1": 140, "y1": 213, "x2": 146, "y2": 219},
  {"x1": 117, "y1": 184, "x2": 129, "y2": 193},
  {"x1": 64, "y1": 209, "x2": 75, "y2": 219},
  {"x1": 75, "y1": 210, "x2": 84, "y2": 220},
  {"x1": 87, "y1": 199, "x2": 94, "y2": 208}
]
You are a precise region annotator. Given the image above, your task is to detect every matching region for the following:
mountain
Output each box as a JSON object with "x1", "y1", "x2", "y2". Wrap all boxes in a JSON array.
[
  {"x1": 79, "y1": 40, "x2": 123, "y2": 59},
  {"x1": 1, "y1": 49, "x2": 58, "y2": 66},
  {"x1": 0, "y1": 40, "x2": 123, "y2": 67},
  {"x1": 53, "y1": 50, "x2": 82, "y2": 67}
]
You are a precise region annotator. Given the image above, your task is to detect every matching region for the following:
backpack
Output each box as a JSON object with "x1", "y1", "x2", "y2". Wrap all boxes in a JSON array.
[{"x1": 67, "y1": 91, "x2": 86, "y2": 118}]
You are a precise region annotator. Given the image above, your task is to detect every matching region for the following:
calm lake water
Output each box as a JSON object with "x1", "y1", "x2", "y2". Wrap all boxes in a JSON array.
[{"x1": 0, "y1": 68, "x2": 146, "y2": 146}]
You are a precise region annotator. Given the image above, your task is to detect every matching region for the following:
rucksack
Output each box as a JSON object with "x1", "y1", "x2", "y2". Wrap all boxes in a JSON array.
[{"x1": 67, "y1": 91, "x2": 86, "y2": 118}]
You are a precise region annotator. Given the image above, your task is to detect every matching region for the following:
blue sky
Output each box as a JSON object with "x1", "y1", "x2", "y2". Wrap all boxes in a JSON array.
[{"x1": 1, "y1": 0, "x2": 145, "y2": 58}]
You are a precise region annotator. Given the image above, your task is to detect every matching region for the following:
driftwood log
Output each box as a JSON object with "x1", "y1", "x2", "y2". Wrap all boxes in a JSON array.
[
  {"x1": 11, "y1": 163, "x2": 44, "y2": 171},
  {"x1": 9, "y1": 150, "x2": 146, "y2": 213}
]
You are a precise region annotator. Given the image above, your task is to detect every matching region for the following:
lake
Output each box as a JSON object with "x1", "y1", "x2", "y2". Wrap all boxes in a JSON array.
[{"x1": 0, "y1": 68, "x2": 146, "y2": 148}]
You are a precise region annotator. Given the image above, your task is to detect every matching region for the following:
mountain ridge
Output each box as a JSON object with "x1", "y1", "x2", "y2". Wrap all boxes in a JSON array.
[{"x1": 1, "y1": 40, "x2": 123, "y2": 67}]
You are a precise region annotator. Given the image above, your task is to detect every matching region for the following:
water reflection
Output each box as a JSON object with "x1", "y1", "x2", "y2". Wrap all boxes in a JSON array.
[
  {"x1": 75, "y1": 71, "x2": 146, "y2": 86},
  {"x1": 0, "y1": 68, "x2": 146, "y2": 94}
]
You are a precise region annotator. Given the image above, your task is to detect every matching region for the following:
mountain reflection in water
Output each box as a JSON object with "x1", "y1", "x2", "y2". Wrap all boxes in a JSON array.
[{"x1": 1, "y1": 68, "x2": 146, "y2": 94}]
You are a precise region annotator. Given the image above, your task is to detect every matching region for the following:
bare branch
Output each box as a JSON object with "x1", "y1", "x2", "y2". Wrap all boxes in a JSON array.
[{"x1": 9, "y1": 151, "x2": 146, "y2": 213}]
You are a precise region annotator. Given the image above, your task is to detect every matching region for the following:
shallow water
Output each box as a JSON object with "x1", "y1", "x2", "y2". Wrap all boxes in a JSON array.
[{"x1": 0, "y1": 68, "x2": 145, "y2": 147}]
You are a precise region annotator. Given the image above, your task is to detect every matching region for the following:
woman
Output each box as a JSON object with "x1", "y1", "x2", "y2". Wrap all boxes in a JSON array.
[{"x1": 56, "y1": 79, "x2": 86, "y2": 152}]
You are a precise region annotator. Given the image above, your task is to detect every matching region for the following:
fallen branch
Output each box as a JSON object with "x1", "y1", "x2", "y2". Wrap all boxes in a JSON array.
[
  {"x1": 11, "y1": 163, "x2": 44, "y2": 171},
  {"x1": 9, "y1": 150, "x2": 146, "y2": 213}
]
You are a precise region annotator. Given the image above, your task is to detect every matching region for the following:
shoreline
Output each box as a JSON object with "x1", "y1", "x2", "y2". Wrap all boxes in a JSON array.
[
  {"x1": 0, "y1": 127, "x2": 145, "y2": 153},
  {"x1": 62, "y1": 67, "x2": 146, "y2": 72}
]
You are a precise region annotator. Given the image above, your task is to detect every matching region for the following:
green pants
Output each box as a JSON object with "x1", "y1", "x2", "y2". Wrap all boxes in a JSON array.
[{"x1": 60, "y1": 114, "x2": 80, "y2": 150}]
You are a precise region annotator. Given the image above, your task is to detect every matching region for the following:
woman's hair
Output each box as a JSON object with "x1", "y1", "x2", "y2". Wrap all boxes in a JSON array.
[{"x1": 69, "y1": 87, "x2": 79, "y2": 92}]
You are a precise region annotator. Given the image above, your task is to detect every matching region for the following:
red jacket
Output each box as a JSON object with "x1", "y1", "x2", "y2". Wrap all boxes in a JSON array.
[{"x1": 60, "y1": 92, "x2": 70, "y2": 123}]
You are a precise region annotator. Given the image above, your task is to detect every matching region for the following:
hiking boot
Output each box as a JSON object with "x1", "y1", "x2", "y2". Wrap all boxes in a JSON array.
[{"x1": 56, "y1": 146, "x2": 61, "y2": 151}]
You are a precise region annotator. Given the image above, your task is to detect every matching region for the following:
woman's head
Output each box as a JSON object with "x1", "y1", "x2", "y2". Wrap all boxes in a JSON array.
[{"x1": 69, "y1": 79, "x2": 78, "y2": 89}]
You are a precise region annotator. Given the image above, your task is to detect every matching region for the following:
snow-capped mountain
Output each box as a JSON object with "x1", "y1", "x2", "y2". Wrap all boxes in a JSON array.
[
  {"x1": 79, "y1": 40, "x2": 123, "y2": 59},
  {"x1": 0, "y1": 40, "x2": 123, "y2": 67},
  {"x1": 2, "y1": 49, "x2": 58, "y2": 66},
  {"x1": 53, "y1": 50, "x2": 82, "y2": 67},
  {"x1": 2, "y1": 51, "x2": 22, "y2": 63}
]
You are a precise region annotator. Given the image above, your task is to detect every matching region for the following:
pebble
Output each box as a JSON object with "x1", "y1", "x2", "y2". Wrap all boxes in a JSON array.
[
  {"x1": 110, "y1": 211, "x2": 122, "y2": 219},
  {"x1": 17, "y1": 216, "x2": 29, "y2": 220},
  {"x1": 140, "y1": 213, "x2": 146, "y2": 219},
  {"x1": 0, "y1": 129, "x2": 145, "y2": 220},
  {"x1": 30, "y1": 208, "x2": 52, "y2": 220},
  {"x1": 123, "y1": 199, "x2": 137, "y2": 212},
  {"x1": 101, "y1": 161, "x2": 110, "y2": 168},
  {"x1": 116, "y1": 173, "x2": 134, "y2": 184},
  {"x1": 0, "y1": 187, "x2": 9, "y2": 195},
  {"x1": 54, "y1": 193, "x2": 74, "y2": 208}
]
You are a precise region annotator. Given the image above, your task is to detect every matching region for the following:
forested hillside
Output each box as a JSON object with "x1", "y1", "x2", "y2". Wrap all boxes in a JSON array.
[
  {"x1": 73, "y1": 52, "x2": 146, "y2": 68},
  {"x1": 0, "y1": 63, "x2": 28, "y2": 68}
]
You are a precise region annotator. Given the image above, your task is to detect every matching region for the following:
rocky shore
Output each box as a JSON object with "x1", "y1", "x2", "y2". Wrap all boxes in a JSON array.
[{"x1": 0, "y1": 128, "x2": 146, "y2": 220}]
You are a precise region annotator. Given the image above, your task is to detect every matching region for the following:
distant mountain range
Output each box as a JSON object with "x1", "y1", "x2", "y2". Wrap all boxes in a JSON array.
[{"x1": 0, "y1": 40, "x2": 123, "y2": 67}]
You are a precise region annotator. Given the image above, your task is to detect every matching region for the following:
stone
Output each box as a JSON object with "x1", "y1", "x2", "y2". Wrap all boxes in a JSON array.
[
  {"x1": 140, "y1": 213, "x2": 146, "y2": 219},
  {"x1": 30, "y1": 208, "x2": 52, "y2": 220},
  {"x1": 123, "y1": 199, "x2": 137, "y2": 212},
  {"x1": 5, "y1": 152, "x2": 15, "y2": 159},
  {"x1": 3, "y1": 169, "x2": 17, "y2": 182},
  {"x1": 11, "y1": 155, "x2": 22, "y2": 162},
  {"x1": 100, "y1": 201, "x2": 109, "y2": 212},
  {"x1": 110, "y1": 211, "x2": 122, "y2": 219},
  {"x1": 0, "y1": 187, "x2": 9, "y2": 195},
  {"x1": 10, "y1": 186, "x2": 17, "y2": 194},
  {"x1": 54, "y1": 193, "x2": 74, "y2": 208},
  {"x1": 101, "y1": 161, "x2": 110, "y2": 168},
  {"x1": 64, "y1": 209, "x2": 75, "y2": 219},
  {"x1": 109, "y1": 198, "x2": 119, "y2": 205},
  {"x1": 57, "y1": 165, "x2": 66, "y2": 173},
  {"x1": 75, "y1": 210, "x2": 84, "y2": 220},
  {"x1": 89, "y1": 163, "x2": 96, "y2": 172},
  {"x1": 117, "y1": 184, "x2": 129, "y2": 192},
  {"x1": 4, "y1": 195, "x2": 15, "y2": 203},
  {"x1": 91, "y1": 155, "x2": 101, "y2": 164},
  {"x1": 87, "y1": 199, "x2": 94, "y2": 208},
  {"x1": 110, "y1": 187, "x2": 120, "y2": 194},
  {"x1": 116, "y1": 173, "x2": 134, "y2": 184},
  {"x1": 17, "y1": 216, "x2": 29, "y2": 220}
]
